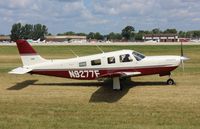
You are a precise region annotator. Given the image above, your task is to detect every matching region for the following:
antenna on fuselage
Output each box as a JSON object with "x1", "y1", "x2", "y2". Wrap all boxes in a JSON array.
[
  {"x1": 96, "y1": 45, "x2": 104, "y2": 53},
  {"x1": 70, "y1": 49, "x2": 79, "y2": 57}
]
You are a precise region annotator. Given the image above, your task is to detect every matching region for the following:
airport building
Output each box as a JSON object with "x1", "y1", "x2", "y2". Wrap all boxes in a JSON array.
[
  {"x1": 45, "y1": 35, "x2": 87, "y2": 42},
  {"x1": 0, "y1": 36, "x2": 10, "y2": 42},
  {"x1": 143, "y1": 34, "x2": 179, "y2": 42}
]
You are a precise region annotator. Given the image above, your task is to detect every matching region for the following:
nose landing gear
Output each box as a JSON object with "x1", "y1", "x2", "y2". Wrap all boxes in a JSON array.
[
  {"x1": 166, "y1": 73, "x2": 175, "y2": 85},
  {"x1": 160, "y1": 73, "x2": 175, "y2": 85},
  {"x1": 167, "y1": 78, "x2": 175, "y2": 85}
]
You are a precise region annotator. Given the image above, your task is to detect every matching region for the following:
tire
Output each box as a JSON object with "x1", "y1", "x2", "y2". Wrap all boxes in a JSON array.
[{"x1": 167, "y1": 79, "x2": 175, "y2": 85}]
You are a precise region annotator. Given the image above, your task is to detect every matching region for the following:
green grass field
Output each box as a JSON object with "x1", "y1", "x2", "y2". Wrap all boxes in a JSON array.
[{"x1": 0, "y1": 45, "x2": 200, "y2": 129}]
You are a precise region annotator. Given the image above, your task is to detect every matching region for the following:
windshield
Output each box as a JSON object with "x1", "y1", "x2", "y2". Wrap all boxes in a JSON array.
[{"x1": 132, "y1": 51, "x2": 145, "y2": 61}]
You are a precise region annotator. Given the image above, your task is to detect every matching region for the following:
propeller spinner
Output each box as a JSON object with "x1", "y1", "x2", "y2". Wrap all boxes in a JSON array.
[{"x1": 180, "y1": 42, "x2": 189, "y2": 72}]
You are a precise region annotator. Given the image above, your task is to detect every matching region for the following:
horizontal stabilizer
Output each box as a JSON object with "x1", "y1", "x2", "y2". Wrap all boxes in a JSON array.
[{"x1": 9, "y1": 67, "x2": 32, "y2": 74}]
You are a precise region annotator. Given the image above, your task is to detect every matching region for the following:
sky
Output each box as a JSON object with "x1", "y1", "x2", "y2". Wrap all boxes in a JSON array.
[{"x1": 0, "y1": 0, "x2": 200, "y2": 35}]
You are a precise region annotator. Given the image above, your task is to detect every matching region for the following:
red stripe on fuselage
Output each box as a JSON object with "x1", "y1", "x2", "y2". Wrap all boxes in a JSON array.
[{"x1": 30, "y1": 66, "x2": 178, "y2": 80}]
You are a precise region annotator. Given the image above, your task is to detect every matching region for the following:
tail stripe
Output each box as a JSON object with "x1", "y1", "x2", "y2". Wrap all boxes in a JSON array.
[{"x1": 16, "y1": 40, "x2": 36, "y2": 54}]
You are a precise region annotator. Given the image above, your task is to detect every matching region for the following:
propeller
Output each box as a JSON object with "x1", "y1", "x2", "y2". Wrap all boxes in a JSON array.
[
  {"x1": 181, "y1": 42, "x2": 184, "y2": 71},
  {"x1": 181, "y1": 41, "x2": 183, "y2": 57},
  {"x1": 180, "y1": 42, "x2": 189, "y2": 72}
]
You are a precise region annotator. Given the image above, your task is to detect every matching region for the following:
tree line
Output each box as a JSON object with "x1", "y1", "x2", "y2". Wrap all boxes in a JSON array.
[
  {"x1": 10, "y1": 23, "x2": 200, "y2": 41},
  {"x1": 10, "y1": 23, "x2": 48, "y2": 41}
]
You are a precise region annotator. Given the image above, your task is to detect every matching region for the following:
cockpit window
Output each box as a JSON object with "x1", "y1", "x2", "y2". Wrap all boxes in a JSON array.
[{"x1": 132, "y1": 51, "x2": 145, "y2": 61}]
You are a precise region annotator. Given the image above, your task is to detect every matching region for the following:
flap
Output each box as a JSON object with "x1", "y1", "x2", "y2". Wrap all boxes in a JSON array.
[{"x1": 8, "y1": 67, "x2": 32, "y2": 74}]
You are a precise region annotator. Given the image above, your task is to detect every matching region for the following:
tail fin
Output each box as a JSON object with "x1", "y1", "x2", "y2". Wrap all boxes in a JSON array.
[{"x1": 16, "y1": 40, "x2": 47, "y2": 66}]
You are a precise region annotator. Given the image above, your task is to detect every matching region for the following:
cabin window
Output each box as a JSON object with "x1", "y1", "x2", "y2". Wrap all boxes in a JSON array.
[
  {"x1": 91, "y1": 59, "x2": 101, "y2": 66},
  {"x1": 120, "y1": 54, "x2": 132, "y2": 62},
  {"x1": 107, "y1": 57, "x2": 115, "y2": 64},
  {"x1": 79, "y1": 62, "x2": 87, "y2": 67}
]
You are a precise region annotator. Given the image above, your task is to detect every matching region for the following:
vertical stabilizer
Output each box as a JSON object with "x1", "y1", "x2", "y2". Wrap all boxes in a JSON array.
[{"x1": 16, "y1": 40, "x2": 47, "y2": 66}]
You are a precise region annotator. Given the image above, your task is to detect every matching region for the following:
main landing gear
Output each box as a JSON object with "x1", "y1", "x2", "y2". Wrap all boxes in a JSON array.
[{"x1": 113, "y1": 77, "x2": 121, "y2": 90}]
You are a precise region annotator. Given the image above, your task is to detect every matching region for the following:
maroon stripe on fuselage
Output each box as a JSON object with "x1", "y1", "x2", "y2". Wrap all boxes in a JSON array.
[{"x1": 30, "y1": 66, "x2": 178, "y2": 80}]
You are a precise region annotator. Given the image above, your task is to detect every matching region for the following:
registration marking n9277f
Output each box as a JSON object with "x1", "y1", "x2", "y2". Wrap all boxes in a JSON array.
[{"x1": 68, "y1": 70, "x2": 100, "y2": 78}]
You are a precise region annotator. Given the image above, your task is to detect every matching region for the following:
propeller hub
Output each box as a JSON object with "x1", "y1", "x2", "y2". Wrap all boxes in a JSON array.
[{"x1": 180, "y1": 56, "x2": 189, "y2": 61}]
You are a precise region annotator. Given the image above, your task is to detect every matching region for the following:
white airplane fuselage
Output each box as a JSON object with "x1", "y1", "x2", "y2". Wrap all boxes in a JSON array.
[{"x1": 25, "y1": 50, "x2": 180, "y2": 80}]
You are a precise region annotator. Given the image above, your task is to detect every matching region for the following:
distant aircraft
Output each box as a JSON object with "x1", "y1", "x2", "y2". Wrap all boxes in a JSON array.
[
  {"x1": 27, "y1": 38, "x2": 46, "y2": 43},
  {"x1": 190, "y1": 39, "x2": 200, "y2": 43},
  {"x1": 9, "y1": 40, "x2": 189, "y2": 90}
]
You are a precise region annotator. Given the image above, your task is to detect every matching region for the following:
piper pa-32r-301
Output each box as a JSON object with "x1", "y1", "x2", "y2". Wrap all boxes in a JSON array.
[{"x1": 9, "y1": 40, "x2": 189, "y2": 90}]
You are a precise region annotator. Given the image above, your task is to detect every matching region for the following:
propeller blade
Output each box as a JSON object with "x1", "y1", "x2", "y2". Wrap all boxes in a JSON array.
[
  {"x1": 181, "y1": 41, "x2": 183, "y2": 57},
  {"x1": 180, "y1": 42, "x2": 186, "y2": 72}
]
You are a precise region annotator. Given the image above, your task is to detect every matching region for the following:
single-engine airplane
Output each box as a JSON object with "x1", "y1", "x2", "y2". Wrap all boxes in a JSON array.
[{"x1": 9, "y1": 40, "x2": 189, "y2": 90}]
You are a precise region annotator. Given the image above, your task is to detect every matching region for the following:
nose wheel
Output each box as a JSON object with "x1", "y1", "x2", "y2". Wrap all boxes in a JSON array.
[{"x1": 167, "y1": 78, "x2": 175, "y2": 85}]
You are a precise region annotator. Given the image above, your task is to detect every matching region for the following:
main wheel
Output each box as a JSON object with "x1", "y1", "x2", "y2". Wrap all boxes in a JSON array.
[{"x1": 167, "y1": 79, "x2": 175, "y2": 85}]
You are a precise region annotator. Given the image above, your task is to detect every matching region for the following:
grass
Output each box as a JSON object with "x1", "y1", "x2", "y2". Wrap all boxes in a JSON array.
[{"x1": 0, "y1": 45, "x2": 200, "y2": 129}]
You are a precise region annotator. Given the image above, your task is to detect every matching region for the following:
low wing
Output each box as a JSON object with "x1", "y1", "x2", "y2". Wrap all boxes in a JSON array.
[
  {"x1": 8, "y1": 67, "x2": 32, "y2": 74},
  {"x1": 99, "y1": 72, "x2": 141, "y2": 78}
]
